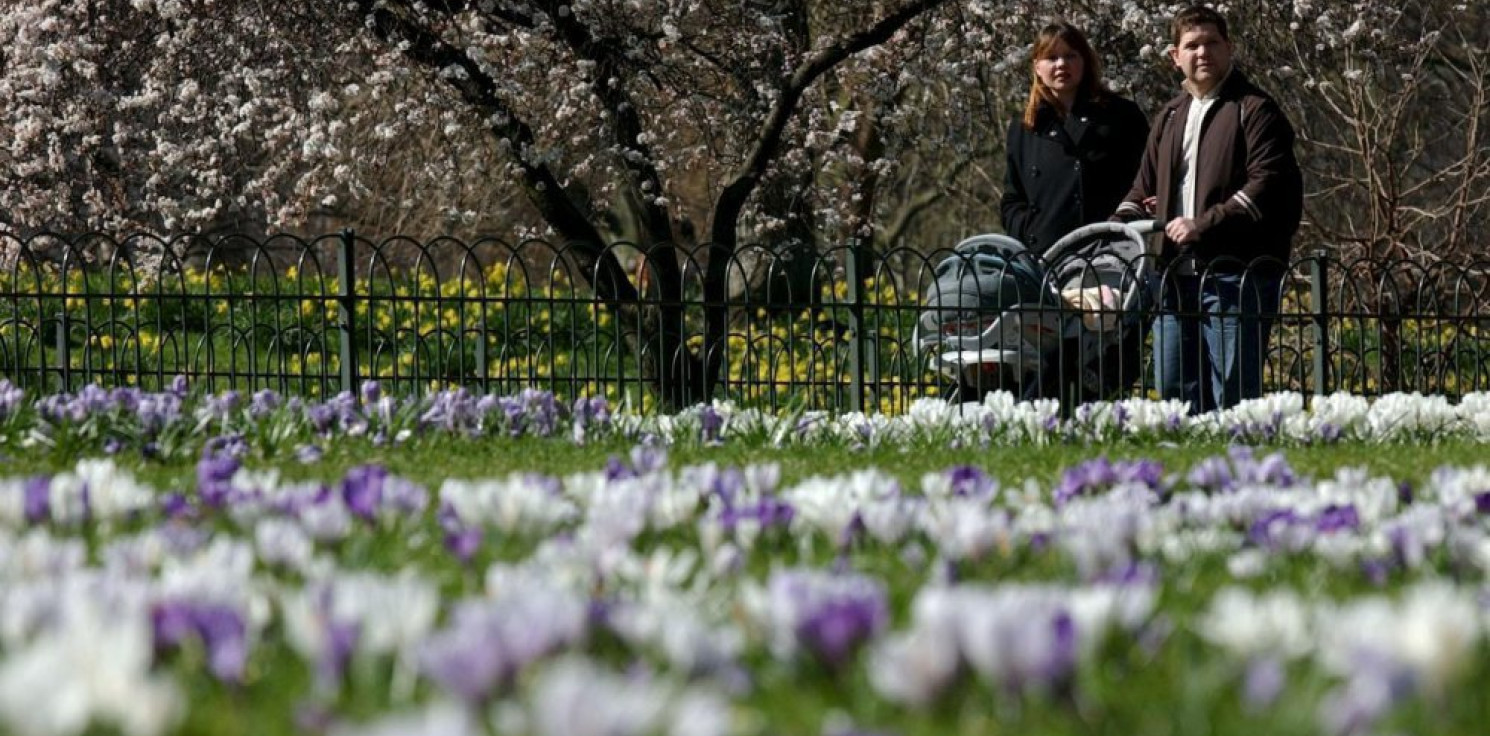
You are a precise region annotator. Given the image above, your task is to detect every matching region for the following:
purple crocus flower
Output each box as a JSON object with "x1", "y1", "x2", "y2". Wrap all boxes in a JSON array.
[
  {"x1": 1041, "y1": 610, "x2": 1079, "y2": 690},
  {"x1": 570, "y1": 396, "x2": 612, "y2": 445},
  {"x1": 265, "y1": 482, "x2": 333, "y2": 518},
  {"x1": 444, "y1": 526, "x2": 483, "y2": 564},
  {"x1": 1243, "y1": 656, "x2": 1286, "y2": 709},
  {"x1": 1187, "y1": 455, "x2": 1235, "y2": 493},
  {"x1": 497, "y1": 396, "x2": 526, "y2": 437},
  {"x1": 765, "y1": 569, "x2": 889, "y2": 671},
  {"x1": 1053, "y1": 456, "x2": 1166, "y2": 506},
  {"x1": 360, "y1": 379, "x2": 382, "y2": 406},
  {"x1": 196, "y1": 453, "x2": 241, "y2": 508},
  {"x1": 629, "y1": 444, "x2": 668, "y2": 475},
  {"x1": 521, "y1": 388, "x2": 559, "y2": 436},
  {"x1": 1472, "y1": 492, "x2": 1490, "y2": 516},
  {"x1": 76, "y1": 384, "x2": 111, "y2": 413},
  {"x1": 201, "y1": 390, "x2": 242, "y2": 422},
  {"x1": 1247, "y1": 508, "x2": 1304, "y2": 548},
  {"x1": 707, "y1": 466, "x2": 744, "y2": 505},
  {"x1": 1317, "y1": 423, "x2": 1342, "y2": 443},
  {"x1": 419, "y1": 626, "x2": 514, "y2": 702},
  {"x1": 1398, "y1": 481, "x2": 1415, "y2": 505},
  {"x1": 320, "y1": 621, "x2": 361, "y2": 692},
  {"x1": 699, "y1": 404, "x2": 724, "y2": 445},
  {"x1": 381, "y1": 476, "x2": 429, "y2": 516},
  {"x1": 203, "y1": 433, "x2": 249, "y2": 460},
  {"x1": 419, "y1": 590, "x2": 588, "y2": 703},
  {"x1": 305, "y1": 403, "x2": 337, "y2": 436},
  {"x1": 946, "y1": 465, "x2": 998, "y2": 499},
  {"x1": 604, "y1": 456, "x2": 635, "y2": 481},
  {"x1": 135, "y1": 393, "x2": 184, "y2": 434},
  {"x1": 796, "y1": 595, "x2": 888, "y2": 670},
  {"x1": 339, "y1": 464, "x2": 387, "y2": 521},
  {"x1": 160, "y1": 492, "x2": 193, "y2": 519},
  {"x1": 436, "y1": 502, "x2": 479, "y2": 563},
  {"x1": 1230, "y1": 447, "x2": 1297, "y2": 488},
  {"x1": 1315, "y1": 504, "x2": 1361, "y2": 533},
  {"x1": 0, "y1": 379, "x2": 25, "y2": 419},
  {"x1": 197, "y1": 448, "x2": 242, "y2": 482},
  {"x1": 249, "y1": 389, "x2": 281, "y2": 418},
  {"x1": 575, "y1": 396, "x2": 610, "y2": 425},
  {"x1": 1318, "y1": 662, "x2": 1415, "y2": 736},
  {"x1": 329, "y1": 391, "x2": 369, "y2": 436},
  {"x1": 295, "y1": 444, "x2": 324, "y2": 464},
  {"x1": 23, "y1": 475, "x2": 50, "y2": 524},
  {"x1": 1097, "y1": 561, "x2": 1159, "y2": 587},
  {"x1": 1360, "y1": 558, "x2": 1392, "y2": 586},
  {"x1": 718, "y1": 495, "x2": 796, "y2": 534},
  {"x1": 151, "y1": 599, "x2": 250, "y2": 683}
]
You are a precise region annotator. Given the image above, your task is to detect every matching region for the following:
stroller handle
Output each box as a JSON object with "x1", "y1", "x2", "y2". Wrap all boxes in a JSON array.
[{"x1": 1125, "y1": 219, "x2": 1159, "y2": 234}]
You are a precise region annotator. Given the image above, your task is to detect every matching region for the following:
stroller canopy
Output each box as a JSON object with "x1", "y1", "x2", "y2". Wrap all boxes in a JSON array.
[
  {"x1": 921, "y1": 234, "x2": 1057, "y2": 318},
  {"x1": 1043, "y1": 221, "x2": 1156, "y2": 314}
]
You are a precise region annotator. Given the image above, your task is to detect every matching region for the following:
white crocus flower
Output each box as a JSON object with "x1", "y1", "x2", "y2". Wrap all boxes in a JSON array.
[
  {"x1": 253, "y1": 517, "x2": 316, "y2": 571},
  {"x1": 1299, "y1": 391, "x2": 1371, "y2": 439},
  {"x1": 1459, "y1": 392, "x2": 1490, "y2": 439},
  {"x1": 867, "y1": 625, "x2": 961, "y2": 706},
  {"x1": 44, "y1": 459, "x2": 155, "y2": 525},
  {"x1": 328, "y1": 700, "x2": 480, "y2": 736},
  {"x1": 440, "y1": 475, "x2": 577, "y2": 535},
  {"x1": 1315, "y1": 582, "x2": 1484, "y2": 694},
  {"x1": 0, "y1": 599, "x2": 182, "y2": 736},
  {"x1": 1365, "y1": 392, "x2": 1461, "y2": 440},
  {"x1": 1195, "y1": 587, "x2": 1314, "y2": 661},
  {"x1": 529, "y1": 658, "x2": 671, "y2": 736},
  {"x1": 607, "y1": 596, "x2": 743, "y2": 678},
  {"x1": 283, "y1": 570, "x2": 439, "y2": 661},
  {"x1": 783, "y1": 469, "x2": 910, "y2": 542}
]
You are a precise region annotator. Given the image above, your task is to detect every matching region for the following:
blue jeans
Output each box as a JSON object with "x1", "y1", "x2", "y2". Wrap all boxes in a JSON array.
[{"x1": 1152, "y1": 272, "x2": 1281, "y2": 414}]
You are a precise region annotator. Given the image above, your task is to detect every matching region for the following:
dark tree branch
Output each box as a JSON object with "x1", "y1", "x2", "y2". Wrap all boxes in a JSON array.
[
  {"x1": 534, "y1": 0, "x2": 673, "y2": 245},
  {"x1": 710, "y1": 0, "x2": 948, "y2": 247},
  {"x1": 355, "y1": 0, "x2": 632, "y2": 298}
]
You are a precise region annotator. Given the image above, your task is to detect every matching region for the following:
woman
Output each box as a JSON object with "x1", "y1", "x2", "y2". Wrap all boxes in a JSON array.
[
  {"x1": 997, "y1": 22, "x2": 1149, "y2": 407},
  {"x1": 1000, "y1": 22, "x2": 1149, "y2": 253}
]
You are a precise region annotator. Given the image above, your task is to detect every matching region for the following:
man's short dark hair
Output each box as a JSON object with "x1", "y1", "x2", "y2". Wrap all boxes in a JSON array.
[{"x1": 1172, "y1": 5, "x2": 1229, "y2": 45}]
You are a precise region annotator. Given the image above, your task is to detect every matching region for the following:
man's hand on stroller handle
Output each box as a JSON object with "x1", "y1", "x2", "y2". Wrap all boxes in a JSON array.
[{"x1": 1164, "y1": 217, "x2": 1202, "y2": 243}]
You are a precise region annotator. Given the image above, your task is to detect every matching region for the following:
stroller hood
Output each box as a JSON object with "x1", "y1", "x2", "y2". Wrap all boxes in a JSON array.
[
  {"x1": 921, "y1": 234, "x2": 1053, "y2": 316},
  {"x1": 1044, "y1": 220, "x2": 1156, "y2": 312},
  {"x1": 1045, "y1": 221, "x2": 1153, "y2": 269}
]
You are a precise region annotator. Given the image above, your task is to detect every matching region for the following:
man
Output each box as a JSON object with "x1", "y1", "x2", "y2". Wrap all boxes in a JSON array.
[{"x1": 1114, "y1": 4, "x2": 1303, "y2": 413}]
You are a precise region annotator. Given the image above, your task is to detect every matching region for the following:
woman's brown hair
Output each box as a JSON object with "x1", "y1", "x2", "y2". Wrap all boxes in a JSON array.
[{"x1": 1022, "y1": 21, "x2": 1108, "y2": 130}]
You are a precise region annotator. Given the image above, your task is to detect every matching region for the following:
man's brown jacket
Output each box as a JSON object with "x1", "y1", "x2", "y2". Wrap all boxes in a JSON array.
[{"x1": 1115, "y1": 69, "x2": 1303, "y2": 273}]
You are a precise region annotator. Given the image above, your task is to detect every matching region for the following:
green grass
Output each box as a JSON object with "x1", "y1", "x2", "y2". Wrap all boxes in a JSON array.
[
  {"x1": 11, "y1": 433, "x2": 1485, "y2": 493},
  {"x1": 7, "y1": 432, "x2": 1490, "y2": 736}
]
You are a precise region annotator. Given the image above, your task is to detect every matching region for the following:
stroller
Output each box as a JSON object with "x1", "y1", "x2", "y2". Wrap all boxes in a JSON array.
[{"x1": 915, "y1": 220, "x2": 1159, "y2": 406}]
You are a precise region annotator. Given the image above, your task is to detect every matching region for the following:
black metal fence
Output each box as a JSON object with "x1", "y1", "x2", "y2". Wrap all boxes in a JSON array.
[{"x1": 2, "y1": 229, "x2": 1487, "y2": 413}]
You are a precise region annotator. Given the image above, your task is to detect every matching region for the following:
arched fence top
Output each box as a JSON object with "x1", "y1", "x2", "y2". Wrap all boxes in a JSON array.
[{"x1": 3, "y1": 230, "x2": 1490, "y2": 408}]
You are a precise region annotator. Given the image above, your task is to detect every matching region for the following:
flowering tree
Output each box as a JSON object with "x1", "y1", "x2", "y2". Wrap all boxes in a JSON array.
[
  {"x1": 1, "y1": 0, "x2": 957, "y2": 404},
  {"x1": 1, "y1": 0, "x2": 1483, "y2": 403}
]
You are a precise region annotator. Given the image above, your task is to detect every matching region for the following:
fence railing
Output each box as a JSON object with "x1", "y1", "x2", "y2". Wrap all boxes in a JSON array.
[{"x1": 2, "y1": 230, "x2": 1489, "y2": 413}]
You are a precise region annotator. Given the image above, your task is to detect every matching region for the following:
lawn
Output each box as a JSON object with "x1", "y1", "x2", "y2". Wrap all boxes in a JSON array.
[{"x1": 2, "y1": 382, "x2": 1490, "y2": 736}]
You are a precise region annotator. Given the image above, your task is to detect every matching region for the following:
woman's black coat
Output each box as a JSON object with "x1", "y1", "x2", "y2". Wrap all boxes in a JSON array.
[{"x1": 1000, "y1": 94, "x2": 1149, "y2": 253}]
